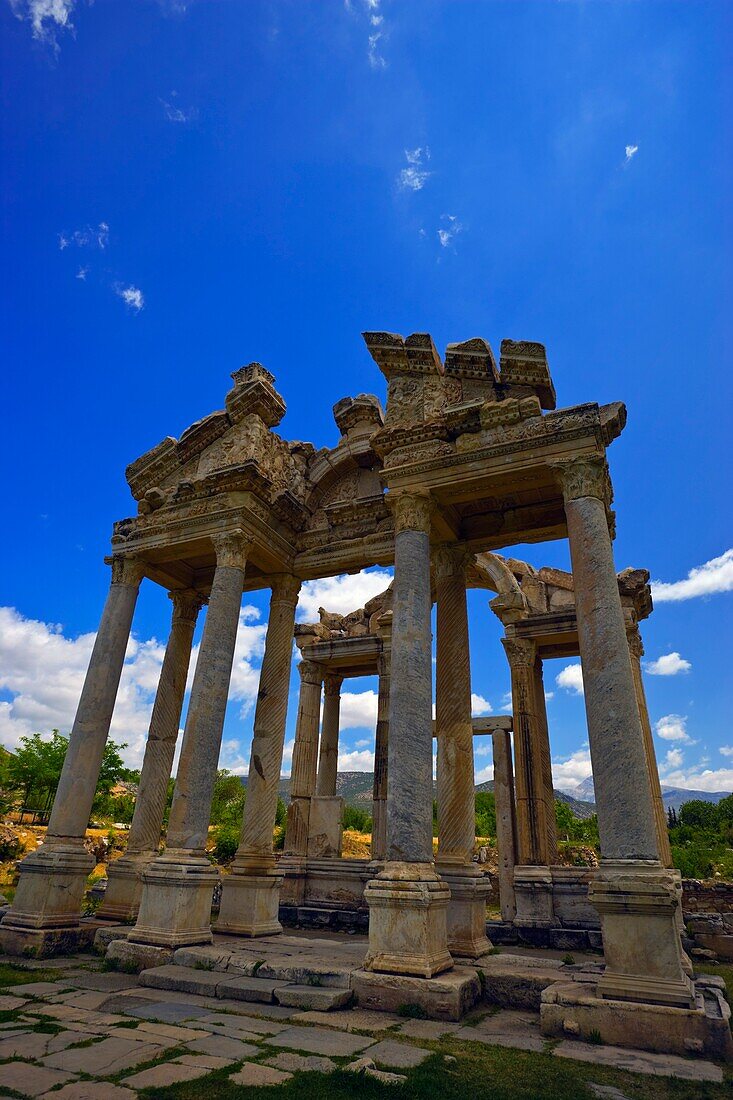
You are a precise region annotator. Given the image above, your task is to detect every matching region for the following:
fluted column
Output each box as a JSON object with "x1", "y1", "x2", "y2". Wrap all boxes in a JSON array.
[
  {"x1": 129, "y1": 531, "x2": 250, "y2": 949},
  {"x1": 217, "y1": 573, "x2": 301, "y2": 937},
  {"x1": 364, "y1": 491, "x2": 452, "y2": 978},
  {"x1": 316, "y1": 674, "x2": 343, "y2": 796},
  {"x1": 492, "y1": 726, "x2": 518, "y2": 922},
  {"x1": 555, "y1": 455, "x2": 692, "y2": 1007},
  {"x1": 0, "y1": 554, "x2": 144, "y2": 955},
  {"x1": 626, "y1": 623, "x2": 673, "y2": 868},
  {"x1": 371, "y1": 627, "x2": 391, "y2": 861},
  {"x1": 283, "y1": 660, "x2": 324, "y2": 859},
  {"x1": 99, "y1": 589, "x2": 205, "y2": 921},
  {"x1": 532, "y1": 657, "x2": 558, "y2": 863},
  {"x1": 434, "y1": 544, "x2": 492, "y2": 958}
]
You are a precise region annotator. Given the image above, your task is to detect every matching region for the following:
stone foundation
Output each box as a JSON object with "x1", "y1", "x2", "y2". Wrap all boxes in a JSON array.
[{"x1": 352, "y1": 966, "x2": 480, "y2": 1021}]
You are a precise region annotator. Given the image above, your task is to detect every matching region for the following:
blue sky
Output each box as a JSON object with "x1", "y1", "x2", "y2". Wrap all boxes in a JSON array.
[{"x1": 1, "y1": 0, "x2": 731, "y2": 793}]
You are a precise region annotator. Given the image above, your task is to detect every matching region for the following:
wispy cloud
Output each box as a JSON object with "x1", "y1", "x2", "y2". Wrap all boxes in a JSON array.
[
  {"x1": 9, "y1": 0, "x2": 75, "y2": 49},
  {"x1": 58, "y1": 221, "x2": 109, "y2": 251},
  {"x1": 75, "y1": 266, "x2": 88, "y2": 281},
  {"x1": 624, "y1": 143, "x2": 639, "y2": 163},
  {"x1": 437, "y1": 214, "x2": 463, "y2": 249},
  {"x1": 398, "y1": 146, "x2": 431, "y2": 192},
  {"x1": 720, "y1": 746, "x2": 733, "y2": 758},
  {"x1": 117, "y1": 285, "x2": 145, "y2": 312},
  {"x1": 662, "y1": 747, "x2": 684, "y2": 771},
  {"x1": 346, "y1": 0, "x2": 388, "y2": 70},
  {"x1": 556, "y1": 663, "x2": 584, "y2": 695},
  {"x1": 160, "y1": 93, "x2": 197, "y2": 124},
  {"x1": 655, "y1": 713, "x2": 694, "y2": 744},
  {"x1": 644, "y1": 651, "x2": 691, "y2": 676},
  {"x1": 652, "y1": 549, "x2": 733, "y2": 603}
]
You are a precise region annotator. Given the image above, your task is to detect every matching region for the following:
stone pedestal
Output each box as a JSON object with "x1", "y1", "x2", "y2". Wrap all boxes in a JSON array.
[
  {"x1": 555, "y1": 456, "x2": 693, "y2": 1013},
  {"x1": 217, "y1": 574, "x2": 301, "y2": 936},
  {"x1": 306, "y1": 795, "x2": 343, "y2": 859},
  {"x1": 0, "y1": 555, "x2": 143, "y2": 956},
  {"x1": 99, "y1": 589, "x2": 203, "y2": 922},
  {"x1": 440, "y1": 869, "x2": 493, "y2": 960},
  {"x1": 364, "y1": 492, "x2": 453, "y2": 979},
  {"x1": 514, "y1": 865, "x2": 554, "y2": 927},
  {"x1": 128, "y1": 532, "x2": 249, "y2": 949}
]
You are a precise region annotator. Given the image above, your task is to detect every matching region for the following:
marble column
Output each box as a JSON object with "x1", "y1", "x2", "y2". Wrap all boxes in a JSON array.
[
  {"x1": 129, "y1": 531, "x2": 250, "y2": 949},
  {"x1": 0, "y1": 554, "x2": 144, "y2": 956},
  {"x1": 492, "y1": 727, "x2": 518, "y2": 922},
  {"x1": 217, "y1": 573, "x2": 301, "y2": 936},
  {"x1": 308, "y1": 673, "x2": 344, "y2": 859},
  {"x1": 532, "y1": 657, "x2": 558, "y2": 863},
  {"x1": 371, "y1": 632, "x2": 391, "y2": 862},
  {"x1": 555, "y1": 455, "x2": 692, "y2": 1007},
  {"x1": 626, "y1": 623, "x2": 673, "y2": 869},
  {"x1": 364, "y1": 491, "x2": 452, "y2": 978},
  {"x1": 435, "y1": 544, "x2": 491, "y2": 958},
  {"x1": 280, "y1": 660, "x2": 323, "y2": 907},
  {"x1": 99, "y1": 589, "x2": 205, "y2": 922}
]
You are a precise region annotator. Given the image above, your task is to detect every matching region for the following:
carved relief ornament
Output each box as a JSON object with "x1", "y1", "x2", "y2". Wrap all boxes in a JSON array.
[
  {"x1": 550, "y1": 455, "x2": 612, "y2": 506},
  {"x1": 169, "y1": 588, "x2": 207, "y2": 624},
  {"x1": 501, "y1": 635, "x2": 536, "y2": 669},
  {"x1": 108, "y1": 554, "x2": 145, "y2": 587},
  {"x1": 432, "y1": 544, "x2": 472, "y2": 582},
  {"x1": 389, "y1": 491, "x2": 435, "y2": 535},
  {"x1": 211, "y1": 530, "x2": 253, "y2": 569},
  {"x1": 626, "y1": 623, "x2": 645, "y2": 661}
]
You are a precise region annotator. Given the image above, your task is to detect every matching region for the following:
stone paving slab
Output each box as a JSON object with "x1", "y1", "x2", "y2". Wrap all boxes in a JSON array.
[
  {"x1": 269, "y1": 1024, "x2": 375, "y2": 1057},
  {"x1": 175, "y1": 1054, "x2": 235, "y2": 1070},
  {"x1": 266, "y1": 1051, "x2": 337, "y2": 1073},
  {"x1": 40, "y1": 1084, "x2": 136, "y2": 1100},
  {"x1": 6, "y1": 981, "x2": 68, "y2": 997},
  {"x1": 454, "y1": 1025, "x2": 545, "y2": 1053},
  {"x1": 123, "y1": 1060, "x2": 214, "y2": 1088},
  {"x1": 69, "y1": 972, "x2": 140, "y2": 992},
  {"x1": 0, "y1": 1029, "x2": 92, "y2": 1060},
  {"x1": 43, "y1": 1035, "x2": 170, "y2": 1076},
  {"x1": 139, "y1": 964, "x2": 221, "y2": 996},
  {"x1": 55, "y1": 990, "x2": 113, "y2": 1011},
  {"x1": 0, "y1": 1062, "x2": 77, "y2": 1098},
  {"x1": 121, "y1": 1000, "x2": 208, "y2": 1024},
  {"x1": 396, "y1": 1019, "x2": 460, "y2": 1040},
  {"x1": 195, "y1": 1012, "x2": 286, "y2": 1036},
  {"x1": 290, "y1": 1008, "x2": 399, "y2": 1032},
  {"x1": 214, "y1": 998, "x2": 296, "y2": 1020},
  {"x1": 217, "y1": 974, "x2": 290, "y2": 1003},
  {"x1": 229, "y1": 1062, "x2": 293, "y2": 1087},
  {"x1": 365, "y1": 1039, "x2": 431, "y2": 1068},
  {"x1": 553, "y1": 1041, "x2": 723, "y2": 1082},
  {"x1": 185, "y1": 1034, "x2": 260, "y2": 1060},
  {"x1": 275, "y1": 984, "x2": 352, "y2": 1010},
  {"x1": 0, "y1": 994, "x2": 29, "y2": 1010},
  {"x1": 132, "y1": 1020, "x2": 213, "y2": 1042}
]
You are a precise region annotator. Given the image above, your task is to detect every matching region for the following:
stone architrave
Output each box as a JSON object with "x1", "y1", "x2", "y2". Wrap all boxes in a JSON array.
[
  {"x1": 434, "y1": 544, "x2": 492, "y2": 959},
  {"x1": 371, "y1": 624, "x2": 391, "y2": 862},
  {"x1": 217, "y1": 573, "x2": 301, "y2": 936},
  {"x1": 306, "y1": 673, "x2": 344, "y2": 859},
  {"x1": 364, "y1": 492, "x2": 453, "y2": 979},
  {"x1": 492, "y1": 727, "x2": 518, "y2": 922},
  {"x1": 554, "y1": 456, "x2": 693, "y2": 1008},
  {"x1": 99, "y1": 588, "x2": 205, "y2": 922},
  {"x1": 128, "y1": 531, "x2": 250, "y2": 949},
  {"x1": 283, "y1": 661, "x2": 324, "y2": 859},
  {"x1": 0, "y1": 554, "x2": 144, "y2": 955}
]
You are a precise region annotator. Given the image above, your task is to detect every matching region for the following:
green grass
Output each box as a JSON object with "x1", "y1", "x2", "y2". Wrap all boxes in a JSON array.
[{"x1": 0, "y1": 962, "x2": 60, "y2": 986}]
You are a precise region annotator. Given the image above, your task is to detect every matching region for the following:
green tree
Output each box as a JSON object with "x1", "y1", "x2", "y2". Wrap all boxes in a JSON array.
[
  {"x1": 209, "y1": 770, "x2": 246, "y2": 826},
  {"x1": 5, "y1": 731, "x2": 128, "y2": 821},
  {"x1": 679, "y1": 800, "x2": 719, "y2": 832},
  {"x1": 343, "y1": 805, "x2": 372, "y2": 832},
  {"x1": 475, "y1": 792, "x2": 496, "y2": 838}
]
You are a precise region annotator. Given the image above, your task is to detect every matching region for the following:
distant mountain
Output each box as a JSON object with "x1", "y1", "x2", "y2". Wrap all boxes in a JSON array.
[
  {"x1": 276, "y1": 772, "x2": 597, "y2": 819},
  {"x1": 563, "y1": 775, "x2": 730, "y2": 814}
]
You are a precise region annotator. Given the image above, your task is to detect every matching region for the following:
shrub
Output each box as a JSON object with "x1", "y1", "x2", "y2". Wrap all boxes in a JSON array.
[
  {"x1": 211, "y1": 824, "x2": 240, "y2": 864},
  {"x1": 343, "y1": 805, "x2": 372, "y2": 833}
]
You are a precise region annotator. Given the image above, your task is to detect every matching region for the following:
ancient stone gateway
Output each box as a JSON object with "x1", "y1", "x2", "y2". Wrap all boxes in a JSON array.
[{"x1": 1, "y1": 333, "x2": 726, "y2": 1057}]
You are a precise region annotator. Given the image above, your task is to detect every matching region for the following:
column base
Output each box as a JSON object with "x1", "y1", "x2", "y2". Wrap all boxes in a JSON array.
[
  {"x1": 514, "y1": 865, "x2": 554, "y2": 927},
  {"x1": 438, "y1": 866, "x2": 493, "y2": 960},
  {"x1": 278, "y1": 855, "x2": 308, "y2": 907},
  {"x1": 97, "y1": 851, "x2": 155, "y2": 923},
  {"x1": 589, "y1": 859, "x2": 695, "y2": 1009},
  {"x1": 217, "y1": 868, "x2": 284, "y2": 937},
  {"x1": 306, "y1": 796, "x2": 343, "y2": 859},
  {"x1": 0, "y1": 842, "x2": 94, "y2": 956},
  {"x1": 364, "y1": 861, "x2": 453, "y2": 978},
  {"x1": 128, "y1": 852, "x2": 219, "y2": 949}
]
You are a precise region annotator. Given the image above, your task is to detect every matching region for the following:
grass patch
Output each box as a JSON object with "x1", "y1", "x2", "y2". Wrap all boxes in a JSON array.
[{"x1": 0, "y1": 963, "x2": 60, "y2": 986}]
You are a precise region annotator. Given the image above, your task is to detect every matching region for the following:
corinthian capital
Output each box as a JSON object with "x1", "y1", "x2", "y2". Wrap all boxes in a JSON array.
[
  {"x1": 550, "y1": 455, "x2": 612, "y2": 506},
  {"x1": 169, "y1": 588, "x2": 207, "y2": 625},
  {"x1": 323, "y1": 673, "x2": 344, "y2": 697},
  {"x1": 432, "y1": 543, "x2": 471, "y2": 582},
  {"x1": 270, "y1": 573, "x2": 302, "y2": 605},
  {"x1": 211, "y1": 530, "x2": 253, "y2": 569},
  {"x1": 501, "y1": 635, "x2": 536, "y2": 669},
  {"x1": 389, "y1": 490, "x2": 434, "y2": 535},
  {"x1": 299, "y1": 660, "x2": 324, "y2": 686},
  {"x1": 108, "y1": 554, "x2": 145, "y2": 587}
]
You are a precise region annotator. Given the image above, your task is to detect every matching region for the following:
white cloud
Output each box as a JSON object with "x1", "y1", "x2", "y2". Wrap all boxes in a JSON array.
[
  {"x1": 556, "y1": 663, "x2": 584, "y2": 695},
  {"x1": 470, "y1": 693, "x2": 492, "y2": 716},
  {"x1": 338, "y1": 747, "x2": 375, "y2": 771},
  {"x1": 297, "y1": 568, "x2": 391, "y2": 621},
  {"x1": 339, "y1": 690, "x2": 378, "y2": 731},
  {"x1": 624, "y1": 144, "x2": 639, "y2": 163},
  {"x1": 10, "y1": 0, "x2": 75, "y2": 47},
  {"x1": 551, "y1": 747, "x2": 593, "y2": 789},
  {"x1": 398, "y1": 147, "x2": 431, "y2": 192},
  {"x1": 644, "y1": 652, "x2": 691, "y2": 676},
  {"x1": 355, "y1": 738, "x2": 371, "y2": 749},
  {"x1": 160, "y1": 94, "x2": 197, "y2": 124},
  {"x1": 545, "y1": 691, "x2": 555, "y2": 701},
  {"x1": 657, "y1": 764, "x2": 733, "y2": 794},
  {"x1": 652, "y1": 549, "x2": 733, "y2": 603},
  {"x1": 500, "y1": 690, "x2": 513, "y2": 714},
  {"x1": 662, "y1": 747, "x2": 684, "y2": 770},
  {"x1": 117, "y1": 285, "x2": 145, "y2": 312},
  {"x1": 76, "y1": 266, "x2": 88, "y2": 281},
  {"x1": 346, "y1": 0, "x2": 387, "y2": 69},
  {"x1": 474, "y1": 763, "x2": 495, "y2": 784},
  {"x1": 58, "y1": 222, "x2": 109, "y2": 251},
  {"x1": 720, "y1": 746, "x2": 733, "y2": 758},
  {"x1": 655, "y1": 713, "x2": 693, "y2": 744},
  {"x1": 437, "y1": 214, "x2": 463, "y2": 248}
]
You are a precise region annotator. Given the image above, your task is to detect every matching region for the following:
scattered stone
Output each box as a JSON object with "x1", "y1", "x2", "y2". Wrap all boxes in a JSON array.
[
  {"x1": 269, "y1": 1025, "x2": 375, "y2": 1057},
  {"x1": 229, "y1": 1062, "x2": 292, "y2": 1087},
  {"x1": 274, "y1": 984, "x2": 352, "y2": 1010},
  {"x1": 562, "y1": 1017, "x2": 580, "y2": 1035},
  {"x1": 266, "y1": 1052, "x2": 337, "y2": 1073},
  {"x1": 364, "y1": 1039, "x2": 431, "y2": 1068},
  {"x1": 553, "y1": 1041, "x2": 723, "y2": 1082},
  {"x1": 123, "y1": 1061, "x2": 213, "y2": 1088},
  {"x1": 185, "y1": 1034, "x2": 260, "y2": 1060},
  {"x1": 0, "y1": 1062, "x2": 76, "y2": 1097}
]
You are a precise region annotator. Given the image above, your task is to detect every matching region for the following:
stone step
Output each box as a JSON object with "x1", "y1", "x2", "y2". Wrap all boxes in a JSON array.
[{"x1": 138, "y1": 964, "x2": 352, "y2": 1012}]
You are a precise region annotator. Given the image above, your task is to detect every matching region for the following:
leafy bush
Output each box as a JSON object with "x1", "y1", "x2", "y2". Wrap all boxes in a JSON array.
[
  {"x1": 211, "y1": 823, "x2": 241, "y2": 863},
  {"x1": 343, "y1": 805, "x2": 372, "y2": 833}
]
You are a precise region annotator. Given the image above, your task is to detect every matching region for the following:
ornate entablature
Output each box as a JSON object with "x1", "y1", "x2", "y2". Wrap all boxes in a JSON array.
[{"x1": 110, "y1": 331, "x2": 628, "y2": 593}]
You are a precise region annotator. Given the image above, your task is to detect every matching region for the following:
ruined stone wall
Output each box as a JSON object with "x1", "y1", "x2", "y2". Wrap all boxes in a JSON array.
[{"x1": 682, "y1": 879, "x2": 733, "y2": 915}]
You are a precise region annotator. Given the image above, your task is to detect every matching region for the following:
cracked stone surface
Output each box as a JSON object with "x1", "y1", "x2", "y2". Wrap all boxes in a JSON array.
[
  {"x1": 269, "y1": 1025, "x2": 375, "y2": 1057},
  {"x1": 229, "y1": 1062, "x2": 293, "y2": 1086},
  {"x1": 0, "y1": 1063, "x2": 77, "y2": 1097},
  {"x1": 266, "y1": 1051, "x2": 338, "y2": 1073},
  {"x1": 43, "y1": 1035, "x2": 170, "y2": 1076},
  {"x1": 123, "y1": 1060, "x2": 214, "y2": 1088},
  {"x1": 365, "y1": 1039, "x2": 432, "y2": 1068},
  {"x1": 553, "y1": 1041, "x2": 723, "y2": 1082}
]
